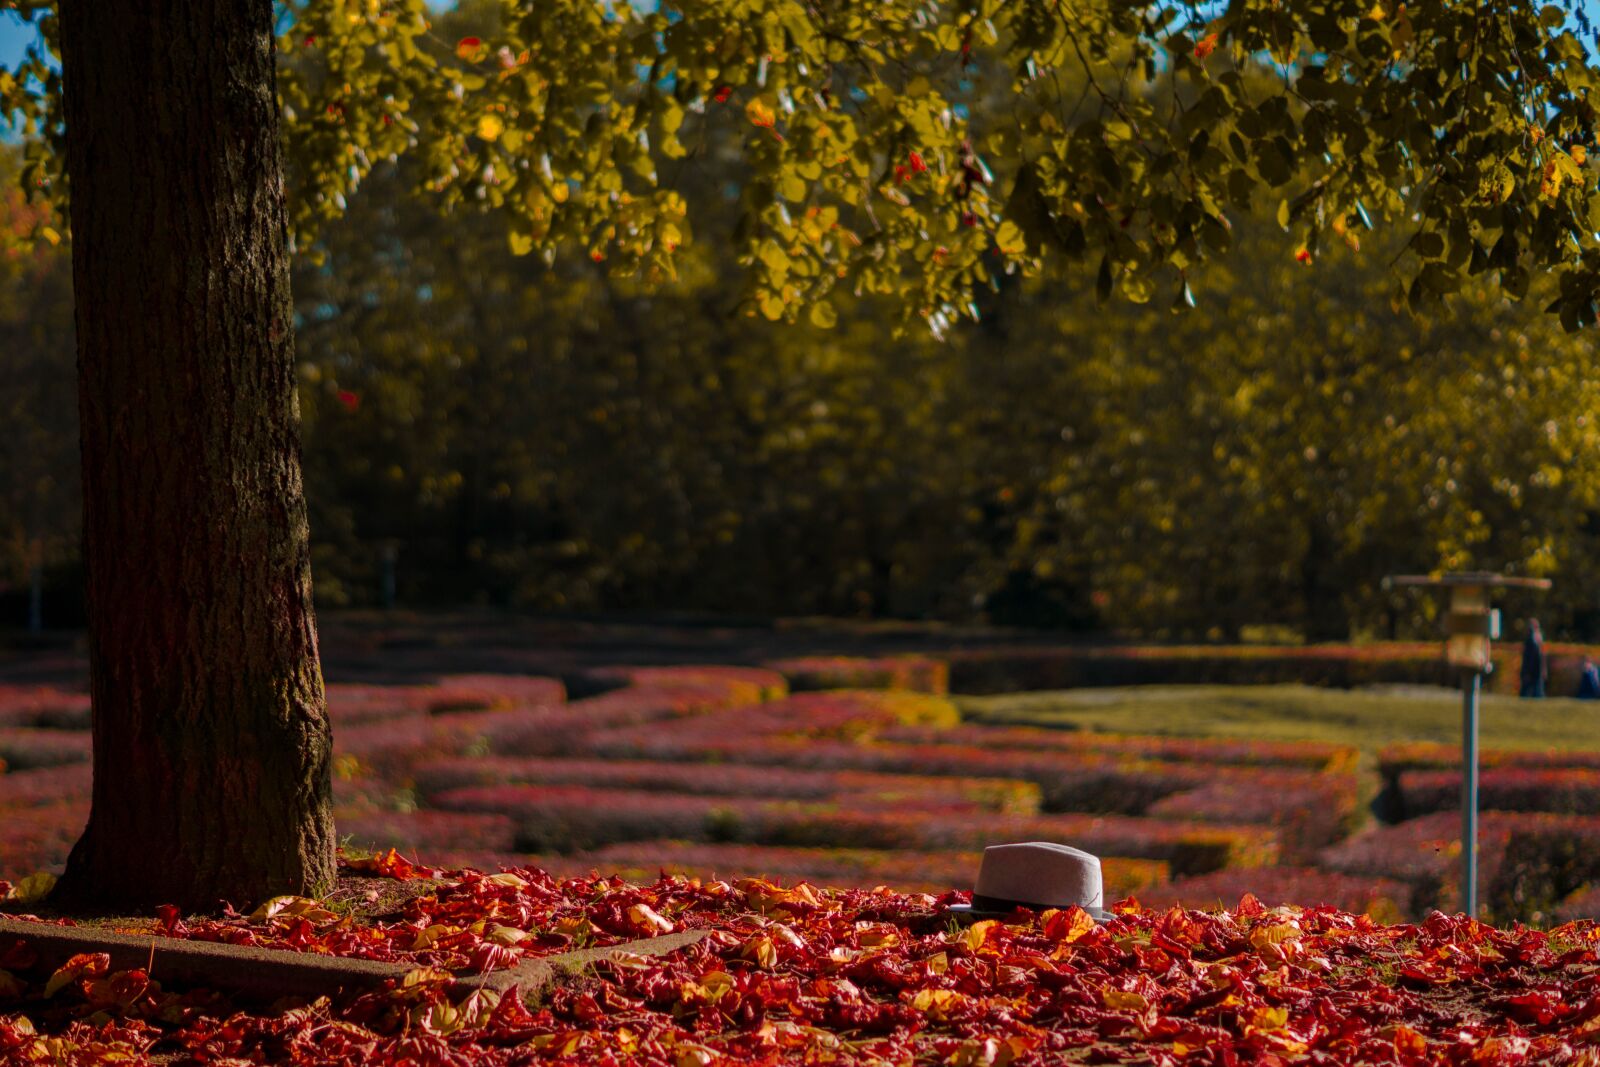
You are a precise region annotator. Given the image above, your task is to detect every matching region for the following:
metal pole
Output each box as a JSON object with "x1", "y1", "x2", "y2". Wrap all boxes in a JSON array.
[{"x1": 1461, "y1": 669, "x2": 1481, "y2": 917}]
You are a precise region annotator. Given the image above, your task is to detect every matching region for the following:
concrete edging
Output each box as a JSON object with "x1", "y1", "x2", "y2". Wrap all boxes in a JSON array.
[{"x1": 0, "y1": 915, "x2": 708, "y2": 1003}]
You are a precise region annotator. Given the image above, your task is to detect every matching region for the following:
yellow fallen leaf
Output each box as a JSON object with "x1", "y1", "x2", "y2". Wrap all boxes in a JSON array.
[
  {"x1": 628, "y1": 903, "x2": 674, "y2": 934},
  {"x1": 410, "y1": 924, "x2": 462, "y2": 950},
  {"x1": 909, "y1": 987, "x2": 969, "y2": 1020},
  {"x1": 1251, "y1": 1005, "x2": 1289, "y2": 1031},
  {"x1": 1102, "y1": 989, "x2": 1149, "y2": 1012},
  {"x1": 485, "y1": 924, "x2": 529, "y2": 946},
  {"x1": 961, "y1": 919, "x2": 999, "y2": 952}
]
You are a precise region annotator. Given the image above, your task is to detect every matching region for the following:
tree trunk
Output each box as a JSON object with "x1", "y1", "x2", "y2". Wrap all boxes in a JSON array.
[{"x1": 54, "y1": 0, "x2": 335, "y2": 910}]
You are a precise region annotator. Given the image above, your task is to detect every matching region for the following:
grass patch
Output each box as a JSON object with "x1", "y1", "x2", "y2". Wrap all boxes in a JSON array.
[{"x1": 957, "y1": 684, "x2": 1600, "y2": 759}]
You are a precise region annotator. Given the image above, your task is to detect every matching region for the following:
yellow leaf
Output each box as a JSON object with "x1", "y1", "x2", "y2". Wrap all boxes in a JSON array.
[
  {"x1": 628, "y1": 903, "x2": 674, "y2": 933},
  {"x1": 249, "y1": 895, "x2": 319, "y2": 922},
  {"x1": 744, "y1": 935, "x2": 778, "y2": 968},
  {"x1": 909, "y1": 988, "x2": 968, "y2": 1020},
  {"x1": 745, "y1": 97, "x2": 777, "y2": 128},
  {"x1": 809, "y1": 301, "x2": 838, "y2": 329},
  {"x1": 675, "y1": 1047, "x2": 715, "y2": 1067},
  {"x1": 1251, "y1": 1005, "x2": 1289, "y2": 1030},
  {"x1": 1102, "y1": 989, "x2": 1149, "y2": 1012},
  {"x1": 12, "y1": 871, "x2": 56, "y2": 904},
  {"x1": 994, "y1": 221, "x2": 1025, "y2": 256},
  {"x1": 477, "y1": 114, "x2": 504, "y2": 141},
  {"x1": 486, "y1": 923, "x2": 530, "y2": 945},
  {"x1": 961, "y1": 919, "x2": 999, "y2": 952},
  {"x1": 401, "y1": 967, "x2": 454, "y2": 987},
  {"x1": 508, "y1": 230, "x2": 533, "y2": 256},
  {"x1": 411, "y1": 924, "x2": 462, "y2": 950},
  {"x1": 415, "y1": 1000, "x2": 460, "y2": 1036},
  {"x1": 1249, "y1": 922, "x2": 1302, "y2": 952}
]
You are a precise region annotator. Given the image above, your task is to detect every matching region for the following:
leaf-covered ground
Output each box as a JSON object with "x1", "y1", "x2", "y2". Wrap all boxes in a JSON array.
[{"x1": 4, "y1": 858, "x2": 1600, "y2": 1065}]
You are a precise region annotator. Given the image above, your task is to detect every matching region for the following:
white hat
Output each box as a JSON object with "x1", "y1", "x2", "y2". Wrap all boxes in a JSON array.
[{"x1": 947, "y1": 842, "x2": 1109, "y2": 921}]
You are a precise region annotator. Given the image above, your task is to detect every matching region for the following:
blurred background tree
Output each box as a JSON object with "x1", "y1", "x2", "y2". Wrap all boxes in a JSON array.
[
  {"x1": 14, "y1": 122, "x2": 1597, "y2": 642},
  {"x1": 7, "y1": 0, "x2": 1600, "y2": 642},
  {"x1": 0, "y1": 147, "x2": 78, "y2": 630}
]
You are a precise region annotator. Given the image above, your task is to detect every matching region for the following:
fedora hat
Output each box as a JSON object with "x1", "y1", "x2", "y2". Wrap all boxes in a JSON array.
[{"x1": 947, "y1": 842, "x2": 1109, "y2": 922}]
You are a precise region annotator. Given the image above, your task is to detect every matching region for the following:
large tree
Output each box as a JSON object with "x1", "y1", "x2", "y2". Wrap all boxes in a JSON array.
[
  {"x1": 43, "y1": 0, "x2": 334, "y2": 909},
  {"x1": 4, "y1": 0, "x2": 1600, "y2": 908}
]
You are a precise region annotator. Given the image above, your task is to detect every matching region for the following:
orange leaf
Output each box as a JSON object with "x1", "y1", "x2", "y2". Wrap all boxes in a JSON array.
[
  {"x1": 745, "y1": 98, "x2": 777, "y2": 129},
  {"x1": 1194, "y1": 32, "x2": 1220, "y2": 60},
  {"x1": 45, "y1": 952, "x2": 109, "y2": 998},
  {"x1": 456, "y1": 36, "x2": 485, "y2": 62}
]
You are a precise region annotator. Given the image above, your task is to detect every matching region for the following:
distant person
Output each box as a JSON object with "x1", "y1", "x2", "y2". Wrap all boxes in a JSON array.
[
  {"x1": 1520, "y1": 618, "x2": 1547, "y2": 698},
  {"x1": 1580, "y1": 658, "x2": 1600, "y2": 700}
]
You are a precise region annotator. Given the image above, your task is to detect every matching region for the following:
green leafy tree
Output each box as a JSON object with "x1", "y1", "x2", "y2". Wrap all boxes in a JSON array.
[
  {"x1": 0, "y1": 147, "x2": 76, "y2": 623},
  {"x1": 6, "y1": 0, "x2": 1600, "y2": 907}
]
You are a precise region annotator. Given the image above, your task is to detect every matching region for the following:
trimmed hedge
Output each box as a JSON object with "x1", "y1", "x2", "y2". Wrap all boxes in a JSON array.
[
  {"x1": 1319, "y1": 810, "x2": 1600, "y2": 921},
  {"x1": 412, "y1": 756, "x2": 1040, "y2": 815},
  {"x1": 946, "y1": 640, "x2": 1600, "y2": 696},
  {"x1": 882, "y1": 724, "x2": 1359, "y2": 774},
  {"x1": 1395, "y1": 767, "x2": 1600, "y2": 819},
  {"x1": 0, "y1": 764, "x2": 92, "y2": 808},
  {"x1": 946, "y1": 643, "x2": 1453, "y2": 694},
  {"x1": 0, "y1": 727, "x2": 91, "y2": 771},
  {"x1": 583, "y1": 665, "x2": 787, "y2": 704},
  {"x1": 333, "y1": 809, "x2": 518, "y2": 856},
  {"x1": 0, "y1": 685, "x2": 90, "y2": 730},
  {"x1": 0, "y1": 801, "x2": 87, "y2": 877},
  {"x1": 765, "y1": 656, "x2": 950, "y2": 695},
  {"x1": 432, "y1": 784, "x2": 1277, "y2": 875},
  {"x1": 568, "y1": 841, "x2": 1170, "y2": 898}
]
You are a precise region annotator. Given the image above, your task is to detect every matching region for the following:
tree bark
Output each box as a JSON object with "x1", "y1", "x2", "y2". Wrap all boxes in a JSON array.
[{"x1": 54, "y1": 0, "x2": 335, "y2": 910}]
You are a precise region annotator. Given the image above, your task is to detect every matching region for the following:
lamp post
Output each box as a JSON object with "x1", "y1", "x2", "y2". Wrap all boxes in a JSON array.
[{"x1": 1383, "y1": 572, "x2": 1552, "y2": 917}]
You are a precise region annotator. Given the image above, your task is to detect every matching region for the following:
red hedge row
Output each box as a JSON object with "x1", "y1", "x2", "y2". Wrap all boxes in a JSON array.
[
  {"x1": 1396, "y1": 767, "x2": 1600, "y2": 819},
  {"x1": 559, "y1": 840, "x2": 1171, "y2": 897},
  {"x1": 883, "y1": 724, "x2": 1359, "y2": 774},
  {"x1": 0, "y1": 685, "x2": 89, "y2": 730},
  {"x1": 411, "y1": 756, "x2": 1041, "y2": 815},
  {"x1": 765, "y1": 655, "x2": 950, "y2": 695},
  {"x1": 431, "y1": 784, "x2": 1276, "y2": 875},
  {"x1": 1320, "y1": 810, "x2": 1600, "y2": 921},
  {"x1": 583, "y1": 665, "x2": 788, "y2": 703},
  {"x1": 332, "y1": 809, "x2": 518, "y2": 856},
  {"x1": 0, "y1": 764, "x2": 91, "y2": 809},
  {"x1": 945, "y1": 642, "x2": 1454, "y2": 693},
  {"x1": 0, "y1": 801, "x2": 86, "y2": 876},
  {"x1": 581, "y1": 723, "x2": 1357, "y2": 854},
  {"x1": 0, "y1": 727, "x2": 91, "y2": 771}
]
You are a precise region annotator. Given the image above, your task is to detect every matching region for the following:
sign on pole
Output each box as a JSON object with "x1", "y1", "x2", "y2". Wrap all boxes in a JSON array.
[{"x1": 1382, "y1": 572, "x2": 1551, "y2": 918}]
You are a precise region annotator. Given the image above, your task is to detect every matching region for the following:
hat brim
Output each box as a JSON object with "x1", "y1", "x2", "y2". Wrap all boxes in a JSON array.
[{"x1": 945, "y1": 902, "x2": 1112, "y2": 923}]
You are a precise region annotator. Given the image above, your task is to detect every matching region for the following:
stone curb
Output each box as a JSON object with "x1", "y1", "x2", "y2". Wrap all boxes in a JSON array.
[{"x1": 0, "y1": 915, "x2": 707, "y2": 1003}]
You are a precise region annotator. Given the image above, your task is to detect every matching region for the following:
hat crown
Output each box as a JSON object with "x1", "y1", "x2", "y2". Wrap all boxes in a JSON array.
[{"x1": 973, "y1": 842, "x2": 1103, "y2": 911}]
